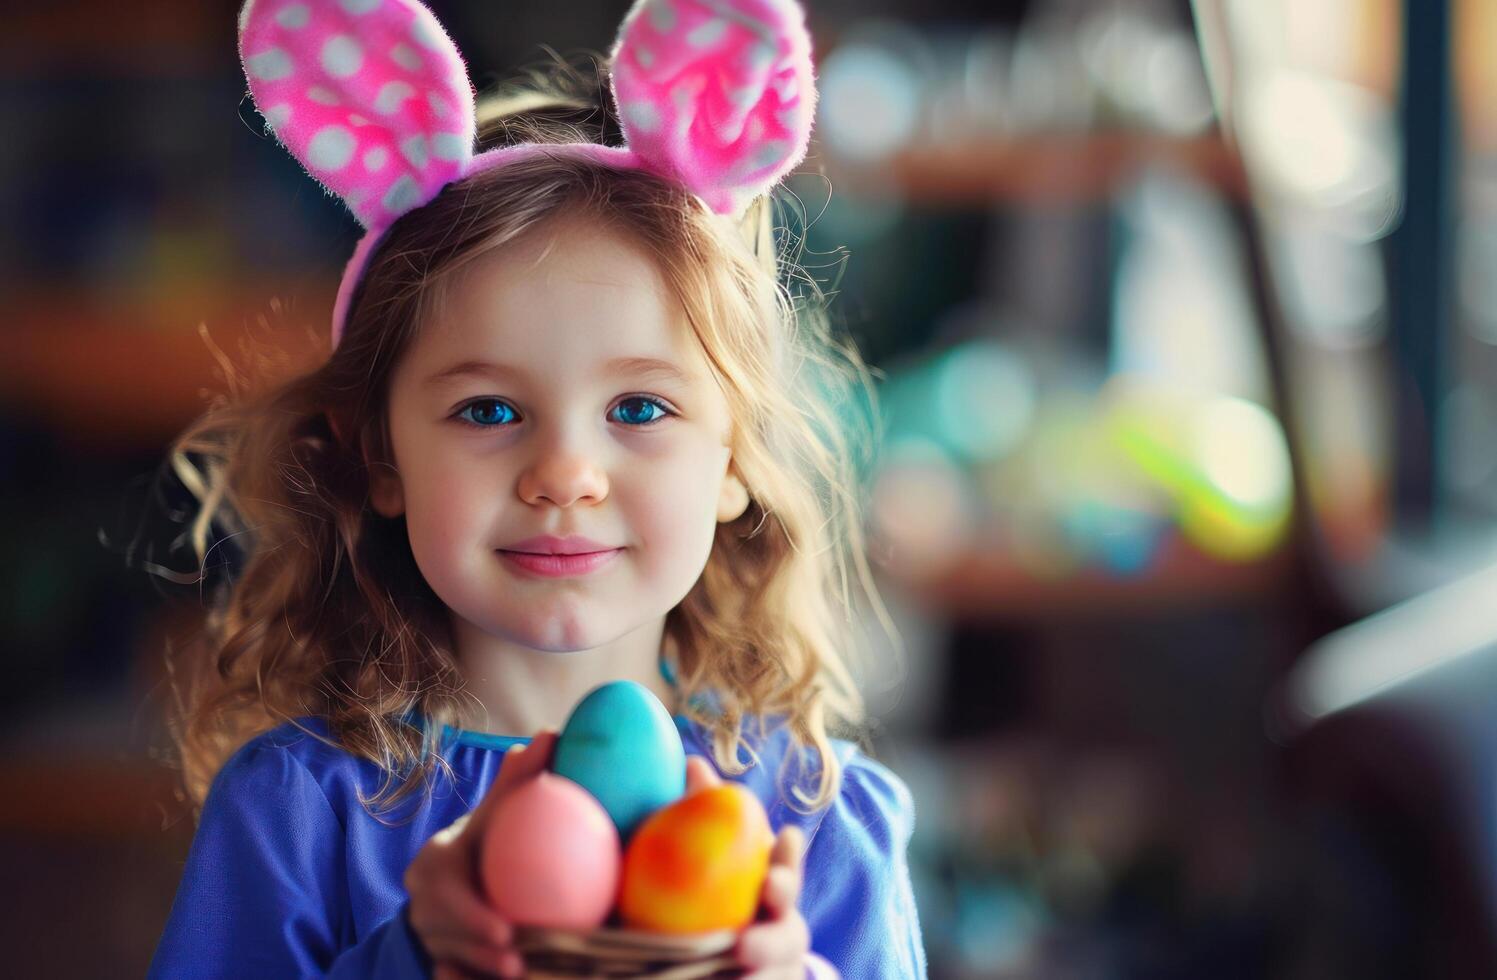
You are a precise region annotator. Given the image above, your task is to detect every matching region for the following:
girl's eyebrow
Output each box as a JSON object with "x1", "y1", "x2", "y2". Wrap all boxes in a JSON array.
[{"x1": 423, "y1": 356, "x2": 694, "y2": 388}]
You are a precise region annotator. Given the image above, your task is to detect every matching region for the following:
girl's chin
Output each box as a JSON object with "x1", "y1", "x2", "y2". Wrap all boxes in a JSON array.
[{"x1": 479, "y1": 615, "x2": 618, "y2": 654}]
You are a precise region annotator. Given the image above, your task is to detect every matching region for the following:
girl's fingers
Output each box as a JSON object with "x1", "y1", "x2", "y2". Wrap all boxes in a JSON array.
[
  {"x1": 488, "y1": 744, "x2": 528, "y2": 798},
  {"x1": 465, "y1": 729, "x2": 559, "y2": 834},
  {"x1": 736, "y1": 912, "x2": 811, "y2": 969},
  {"x1": 521, "y1": 729, "x2": 559, "y2": 771},
  {"x1": 759, "y1": 826, "x2": 805, "y2": 916},
  {"x1": 406, "y1": 868, "x2": 512, "y2": 945},
  {"x1": 461, "y1": 755, "x2": 522, "y2": 834},
  {"x1": 414, "y1": 876, "x2": 514, "y2": 947},
  {"x1": 685, "y1": 755, "x2": 722, "y2": 794},
  {"x1": 771, "y1": 825, "x2": 805, "y2": 869},
  {"x1": 434, "y1": 962, "x2": 501, "y2": 980},
  {"x1": 492, "y1": 730, "x2": 557, "y2": 797},
  {"x1": 760, "y1": 865, "x2": 801, "y2": 917},
  {"x1": 427, "y1": 811, "x2": 474, "y2": 850},
  {"x1": 440, "y1": 901, "x2": 513, "y2": 950},
  {"x1": 419, "y1": 935, "x2": 510, "y2": 977},
  {"x1": 497, "y1": 948, "x2": 525, "y2": 978}
]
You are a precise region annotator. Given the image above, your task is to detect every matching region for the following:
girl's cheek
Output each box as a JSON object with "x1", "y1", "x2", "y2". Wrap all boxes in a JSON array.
[{"x1": 404, "y1": 476, "x2": 490, "y2": 557}]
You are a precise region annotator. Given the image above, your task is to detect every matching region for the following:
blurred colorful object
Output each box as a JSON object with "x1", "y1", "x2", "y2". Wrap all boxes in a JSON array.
[
  {"x1": 1104, "y1": 385, "x2": 1292, "y2": 561},
  {"x1": 872, "y1": 358, "x2": 1294, "y2": 577},
  {"x1": 881, "y1": 339, "x2": 1038, "y2": 464}
]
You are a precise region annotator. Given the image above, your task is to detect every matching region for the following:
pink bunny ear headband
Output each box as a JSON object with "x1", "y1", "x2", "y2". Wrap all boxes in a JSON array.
[{"x1": 237, "y1": 0, "x2": 818, "y2": 348}]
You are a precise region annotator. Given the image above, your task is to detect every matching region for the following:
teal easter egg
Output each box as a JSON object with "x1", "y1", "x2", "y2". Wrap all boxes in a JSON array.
[{"x1": 552, "y1": 680, "x2": 687, "y2": 839}]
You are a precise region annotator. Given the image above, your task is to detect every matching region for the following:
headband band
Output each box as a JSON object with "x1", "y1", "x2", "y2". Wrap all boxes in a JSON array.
[{"x1": 238, "y1": 0, "x2": 818, "y2": 347}]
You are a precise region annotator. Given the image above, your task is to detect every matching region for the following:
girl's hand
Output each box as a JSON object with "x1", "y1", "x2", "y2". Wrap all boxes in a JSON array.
[
  {"x1": 681, "y1": 758, "x2": 837, "y2": 979},
  {"x1": 737, "y1": 823, "x2": 819, "y2": 978},
  {"x1": 405, "y1": 730, "x2": 559, "y2": 980}
]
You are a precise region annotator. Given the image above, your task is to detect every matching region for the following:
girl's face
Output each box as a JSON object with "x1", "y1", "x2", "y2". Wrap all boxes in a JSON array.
[{"x1": 371, "y1": 216, "x2": 743, "y2": 652}]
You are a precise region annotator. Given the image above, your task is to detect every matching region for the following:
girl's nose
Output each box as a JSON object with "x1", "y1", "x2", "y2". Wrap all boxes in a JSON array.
[{"x1": 516, "y1": 447, "x2": 609, "y2": 508}]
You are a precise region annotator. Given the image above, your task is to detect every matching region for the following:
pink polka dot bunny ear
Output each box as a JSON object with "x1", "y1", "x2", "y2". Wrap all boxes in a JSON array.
[
  {"x1": 609, "y1": 0, "x2": 818, "y2": 217},
  {"x1": 237, "y1": 0, "x2": 475, "y2": 230},
  {"x1": 236, "y1": 0, "x2": 819, "y2": 348}
]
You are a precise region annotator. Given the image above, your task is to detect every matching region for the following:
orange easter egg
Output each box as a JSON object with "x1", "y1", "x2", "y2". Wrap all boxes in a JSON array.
[{"x1": 619, "y1": 783, "x2": 774, "y2": 933}]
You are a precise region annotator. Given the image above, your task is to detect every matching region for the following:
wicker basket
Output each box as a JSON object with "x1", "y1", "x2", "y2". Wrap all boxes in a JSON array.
[{"x1": 512, "y1": 924, "x2": 744, "y2": 979}]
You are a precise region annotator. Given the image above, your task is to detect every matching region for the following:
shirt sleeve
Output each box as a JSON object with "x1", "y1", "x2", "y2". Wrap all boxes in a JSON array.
[
  {"x1": 800, "y1": 748, "x2": 929, "y2": 979},
  {"x1": 147, "y1": 738, "x2": 434, "y2": 979}
]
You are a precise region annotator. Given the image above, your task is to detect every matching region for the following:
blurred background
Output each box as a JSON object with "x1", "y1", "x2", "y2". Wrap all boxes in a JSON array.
[{"x1": 5, "y1": 0, "x2": 1497, "y2": 976}]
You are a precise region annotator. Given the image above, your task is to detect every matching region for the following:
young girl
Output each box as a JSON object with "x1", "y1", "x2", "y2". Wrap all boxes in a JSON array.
[{"x1": 148, "y1": 1, "x2": 925, "y2": 977}]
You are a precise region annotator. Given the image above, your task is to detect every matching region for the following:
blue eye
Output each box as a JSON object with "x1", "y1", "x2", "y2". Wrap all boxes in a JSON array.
[
  {"x1": 453, "y1": 396, "x2": 673, "y2": 429},
  {"x1": 455, "y1": 399, "x2": 518, "y2": 427},
  {"x1": 610, "y1": 396, "x2": 673, "y2": 426}
]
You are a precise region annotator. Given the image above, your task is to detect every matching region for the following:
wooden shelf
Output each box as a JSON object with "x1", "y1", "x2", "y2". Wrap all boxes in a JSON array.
[
  {"x1": 877, "y1": 533, "x2": 1289, "y2": 620},
  {"x1": 8, "y1": 1, "x2": 221, "y2": 75},
  {"x1": 826, "y1": 132, "x2": 1249, "y2": 205},
  {"x1": 0, "y1": 756, "x2": 191, "y2": 840},
  {"x1": 3, "y1": 283, "x2": 331, "y2": 450}
]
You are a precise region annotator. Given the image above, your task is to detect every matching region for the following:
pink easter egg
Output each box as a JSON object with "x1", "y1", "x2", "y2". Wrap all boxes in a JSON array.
[{"x1": 479, "y1": 773, "x2": 622, "y2": 930}]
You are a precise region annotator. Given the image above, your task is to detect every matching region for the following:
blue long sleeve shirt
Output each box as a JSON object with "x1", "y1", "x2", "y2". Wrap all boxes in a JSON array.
[{"x1": 147, "y1": 712, "x2": 927, "y2": 978}]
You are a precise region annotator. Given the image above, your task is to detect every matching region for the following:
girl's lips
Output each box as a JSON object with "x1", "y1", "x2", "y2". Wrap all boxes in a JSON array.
[{"x1": 497, "y1": 548, "x2": 622, "y2": 578}]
